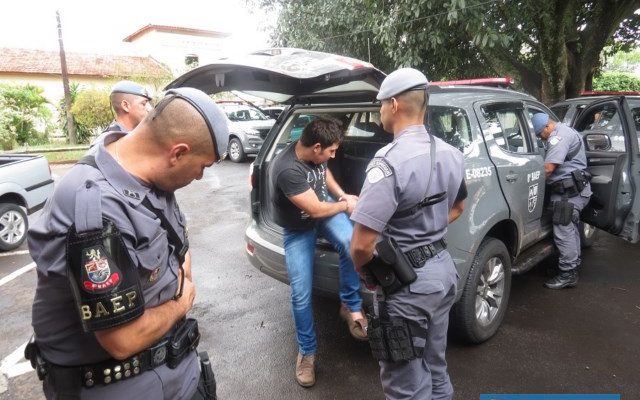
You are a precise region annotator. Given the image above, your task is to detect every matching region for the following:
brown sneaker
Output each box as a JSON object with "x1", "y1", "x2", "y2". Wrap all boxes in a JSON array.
[
  {"x1": 295, "y1": 353, "x2": 316, "y2": 387},
  {"x1": 339, "y1": 303, "x2": 368, "y2": 341}
]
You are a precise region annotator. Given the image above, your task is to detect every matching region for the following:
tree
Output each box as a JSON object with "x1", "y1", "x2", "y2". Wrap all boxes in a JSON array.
[
  {"x1": 259, "y1": 0, "x2": 640, "y2": 104},
  {"x1": 70, "y1": 87, "x2": 112, "y2": 144},
  {"x1": 0, "y1": 84, "x2": 51, "y2": 147}
]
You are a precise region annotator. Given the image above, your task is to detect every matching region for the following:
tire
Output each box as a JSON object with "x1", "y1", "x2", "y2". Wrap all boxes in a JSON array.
[
  {"x1": 0, "y1": 203, "x2": 28, "y2": 252},
  {"x1": 228, "y1": 138, "x2": 247, "y2": 163},
  {"x1": 579, "y1": 221, "x2": 598, "y2": 249},
  {"x1": 451, "y1": 237, "x2": 512, "y2": 344}
]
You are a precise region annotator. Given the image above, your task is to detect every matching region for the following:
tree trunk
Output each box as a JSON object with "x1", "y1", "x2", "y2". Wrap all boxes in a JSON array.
[{"x1": 56, "y1": 10, "x2": 76, "y2": 145}]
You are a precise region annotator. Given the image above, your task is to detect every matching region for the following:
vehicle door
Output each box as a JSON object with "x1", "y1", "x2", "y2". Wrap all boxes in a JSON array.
[
  {"x1": 572, "y1": 96, "x2": 640, "y2": 243},
  {"x1": 475, "y1": 101, "x2": 546, "y2": 245}
]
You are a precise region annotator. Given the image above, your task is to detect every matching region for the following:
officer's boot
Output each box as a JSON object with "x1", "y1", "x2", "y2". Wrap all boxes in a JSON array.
[{"x1": 544, "y1": 269, "x2": 578, "y2": 289}]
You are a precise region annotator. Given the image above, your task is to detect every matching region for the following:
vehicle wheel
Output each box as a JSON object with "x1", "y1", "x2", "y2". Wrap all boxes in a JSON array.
[
  {"x1": 451, "y1": 237, "x2": 512, "y2": 344},
  {"x1": 228, "y1": 138, "x2": 246, "y2": 163},
  {"x1": 579, "y1": 221, "x2": 598, "y2": 249},
  {"x1": 0, "y1": 203, "x2": 28, "y2": 252}
]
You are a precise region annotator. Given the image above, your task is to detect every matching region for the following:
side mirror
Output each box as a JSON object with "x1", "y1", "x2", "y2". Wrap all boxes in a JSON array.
[{"x1": 584, "y1": 133, "x2": 611, "y2": 151}]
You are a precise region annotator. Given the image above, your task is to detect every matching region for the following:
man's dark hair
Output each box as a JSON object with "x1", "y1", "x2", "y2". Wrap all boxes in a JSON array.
[{"x1": 299, "y1": 117, "x2": 344, "y2": 149}]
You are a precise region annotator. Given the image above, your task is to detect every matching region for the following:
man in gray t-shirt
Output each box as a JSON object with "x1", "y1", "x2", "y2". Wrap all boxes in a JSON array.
[
  {"x1": 28, "y1": 88, "x2": 228, "y2": 399},
  {"x1": 270, "y1": 117, "x2": 366, "y2": 388}
]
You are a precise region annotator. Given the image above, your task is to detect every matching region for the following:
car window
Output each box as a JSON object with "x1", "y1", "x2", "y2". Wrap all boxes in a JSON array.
[
  {"x1": 550, "y1": 104, "x2": 570, "y2": 123},
  {"x1": 222, "y1": 105, "x2": 270, "y2": 122},
  {"x1": 575, "y1": 102, "x2": 626, "y2": 152},
  {"x1": 346, "y1": 112, "x2": 384, "y2": 139},
  {"x1": 428, "y1": 106, "x2": 472, "y2": 152},
  {"x1": 482, "y1": 108, "x2": 530, "y2": 153}
]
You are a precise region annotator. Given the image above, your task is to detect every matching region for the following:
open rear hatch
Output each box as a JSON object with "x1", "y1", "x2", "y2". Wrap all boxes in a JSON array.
[{"x1": 165, "y1": 48, "x2": 385, "y2": 104}]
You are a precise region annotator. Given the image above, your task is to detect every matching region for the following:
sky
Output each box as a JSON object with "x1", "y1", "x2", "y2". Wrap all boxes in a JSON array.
[{"x1": 0, "y1": 0, "x2": 276, "y2": 55}]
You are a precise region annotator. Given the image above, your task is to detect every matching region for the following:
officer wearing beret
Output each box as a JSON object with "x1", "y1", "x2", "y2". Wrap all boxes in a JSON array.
[
  {"x1": 27, "y1": 87, "x2": 228, "y2": 399},
  {"x1": 532, "y1": 112, "x2": 592, "y2": 289},
  {"x1": 350, "y1": 68, "x2": 466, "y2": 400},
  {"x1": 91, "y1": 80, "x2": 154, "y2": 147}
]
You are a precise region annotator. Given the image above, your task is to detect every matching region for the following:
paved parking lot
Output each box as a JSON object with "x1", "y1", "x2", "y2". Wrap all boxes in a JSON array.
[{"x1": 1, "y1": 161, "x2": 638, "y2": 399}]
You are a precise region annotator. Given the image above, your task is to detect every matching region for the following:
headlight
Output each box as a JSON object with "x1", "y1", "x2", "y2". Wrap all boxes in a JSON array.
[{"x1": 242, "y1": 128, "x2": 260, "y2": 136}]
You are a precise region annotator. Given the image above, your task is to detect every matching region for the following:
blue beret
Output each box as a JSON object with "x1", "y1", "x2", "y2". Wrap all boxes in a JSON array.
[
  {"x1": 164, "y1": 87, "x2": 230, "y2": 161},
  {"x1": 111, "y1": 80, "x2": 152, "y2": 100},
  {"x1": 532, "y1": 112, "x2": 549, "y2": 136},
  {"x1": 377, "y1": 68, "x2": 429, "y2": 100}
]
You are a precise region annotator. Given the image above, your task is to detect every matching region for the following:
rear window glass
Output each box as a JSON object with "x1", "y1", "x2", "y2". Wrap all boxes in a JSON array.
[
  {"x1": 550, "y1": 104, "x2": 570, "y2": 123},
  {"x1": 428, "y1": 106, "x2": 472, "y2": 152}
]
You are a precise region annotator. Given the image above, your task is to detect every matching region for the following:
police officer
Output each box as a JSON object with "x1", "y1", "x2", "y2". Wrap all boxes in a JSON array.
[
  {"x1": 27, "y1": 87, "x2": 228, "y2": 399},
  {"x1": 532, "y1": 112, "x2": 592, "y2": 289},
  {"x1": 350, "y1": 68, "x2": 466, "y2": 400},
  {"x1": 91, "y1": 80, "x2": 153, "y2": 146}
]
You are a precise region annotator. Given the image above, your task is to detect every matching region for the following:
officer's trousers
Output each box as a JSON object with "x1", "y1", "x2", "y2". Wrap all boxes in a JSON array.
[
  {"x1": 378, "y1": 251, "x2": 457, "y2": 400},
  {"x1": 552, "y1": 194, "x2": 590, "y2": 271}
]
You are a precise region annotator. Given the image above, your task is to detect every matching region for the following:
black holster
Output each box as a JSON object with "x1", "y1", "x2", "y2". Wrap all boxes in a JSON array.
[
  {"x1": 168, "y1": 318, "x2": 201, "y2": 369},
  {"x1": 552, "y1": 197, "x2": 574, "y2": 225},
  {"x1": 364, "y1": 237, "x2": 417, "y2": 295},
  {"x1": 367, "y1": 303, "x2": 427, "y2": 362},
  {"x1": 571, "y1": 169, "x2": 591, "y2": 193},
  {"x1": 190, "y1": 352, "x2": 217, "y2": 400},
  {"x1": 25, "y1": 336, "x2": 81, "y2": 399}
]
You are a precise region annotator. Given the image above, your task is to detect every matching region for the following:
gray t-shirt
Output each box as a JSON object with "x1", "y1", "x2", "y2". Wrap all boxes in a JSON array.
[{"x1": 271, "y1": 141, "x2": 329, "y2": 230}]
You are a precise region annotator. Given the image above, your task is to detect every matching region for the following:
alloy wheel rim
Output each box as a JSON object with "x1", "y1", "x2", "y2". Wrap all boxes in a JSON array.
[
  {"x1": 229, "y1": 141, "x2": 241, "y2": 160},
  {"x1": 0, "y1": 210, "x2": 25, "y2": 245},
  {"x1": 475, "y1": 255, "x2": 505, "y2": 327}
]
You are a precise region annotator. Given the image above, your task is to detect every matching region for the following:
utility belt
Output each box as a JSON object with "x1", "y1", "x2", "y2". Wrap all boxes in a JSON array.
[
  {"x1": 367, "y1": 301, "x2": 427, "y2": 362},
  {"x1": 25, "y1": 318, "x2": 203, "y2": 390},
  {"x1": 550, "y1": 170, "x2": 592, "y2": 198},
  {"x1": 363, "y1": 237, "x2": 447, "y2": 295}
]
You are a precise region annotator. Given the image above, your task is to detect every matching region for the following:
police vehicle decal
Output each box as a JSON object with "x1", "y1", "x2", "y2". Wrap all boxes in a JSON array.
[
  {"x1": 528, "y1": 183, "x2": 539, "y2": 212},
  {"x1": 465, "y1": 166, "x2": 492, "y2": 181},
  {"x1": 527, "y1": 171, "x2": 541, "y2": 183}
]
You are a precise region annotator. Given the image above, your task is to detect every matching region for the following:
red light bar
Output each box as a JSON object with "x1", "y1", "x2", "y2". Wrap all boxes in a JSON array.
[
  {"x1": 579, "y1": 90, "x2": 640, "y2": 96},
  {"x1": 430, "y1": 77, "x2": 514, "y2": 87}
]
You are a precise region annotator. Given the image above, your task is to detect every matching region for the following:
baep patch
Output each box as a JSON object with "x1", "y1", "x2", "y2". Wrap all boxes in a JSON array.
[
  {"x1": 549, "y1": 137, "x2": 561, "y2": 146},
  {"x1": 82, "y1": 245, "x2": 121, "y2": 292}
]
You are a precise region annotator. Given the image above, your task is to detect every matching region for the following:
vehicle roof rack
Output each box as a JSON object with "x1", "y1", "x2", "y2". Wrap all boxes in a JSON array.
[
  {"x1": 430, "y1": 77, "x2": 514, "y2": 88},
  {"x1": 579, "y1": 90, "x2": 640, "y2": 96}
]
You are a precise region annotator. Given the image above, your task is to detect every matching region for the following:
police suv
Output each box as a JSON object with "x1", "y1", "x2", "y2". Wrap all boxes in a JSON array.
[{"x1": 166, "y1": 48, "x2": 640, "y2": 343}]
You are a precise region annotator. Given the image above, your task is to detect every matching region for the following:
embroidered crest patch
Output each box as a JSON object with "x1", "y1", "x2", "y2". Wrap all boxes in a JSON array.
[
  {"x1": 549, "y1": 137, "x2": 561, "y2": 146},
  {"x1": 82, "y1": 246, "x2": 120, "y2": 292}
]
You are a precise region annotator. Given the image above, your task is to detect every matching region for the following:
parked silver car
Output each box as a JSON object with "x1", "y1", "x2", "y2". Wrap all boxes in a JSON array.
[
  {"x1": 217, "y1": 102, "x2": 275, "y2": 162},
  {"x1": 167, "y1": 48, "x2": 640, "y2": 343}
]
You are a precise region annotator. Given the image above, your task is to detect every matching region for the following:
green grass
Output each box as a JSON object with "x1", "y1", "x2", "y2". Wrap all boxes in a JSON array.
[{"x1": 41, "y1": 149, "x2": 87, "y2": 164}]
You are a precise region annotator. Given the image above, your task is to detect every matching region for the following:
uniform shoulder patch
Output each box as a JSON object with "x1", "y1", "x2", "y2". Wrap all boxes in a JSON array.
[
  {"x1": 549, "y1": 137, "x2": 562, "y2": 146},
  {"x1": 366, "y1": 158, "x2": 393, "y2": 183}
]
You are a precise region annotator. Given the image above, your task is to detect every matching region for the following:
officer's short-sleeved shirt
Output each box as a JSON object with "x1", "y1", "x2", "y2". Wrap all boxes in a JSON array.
[
  {"x1": 544, "y1": 123, "x2": 588, "y2": 182},
  {"x1": 28, "y1": 132, "x2": 199, "y2": 399},
  {"x1": 351, "y1": 125, "x2": 465, "y2": 251},
  {"x1": 90, "y1": 121, "x2": 126, "y2": 147},
  {"x1": 271, "y1": 141, "x2": 329, "y2": 230}
]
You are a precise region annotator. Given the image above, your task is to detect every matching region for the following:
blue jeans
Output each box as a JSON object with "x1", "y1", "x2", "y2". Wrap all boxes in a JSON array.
[{"x1": 283, "y1": 211, "x2": 363, "y2": 356}]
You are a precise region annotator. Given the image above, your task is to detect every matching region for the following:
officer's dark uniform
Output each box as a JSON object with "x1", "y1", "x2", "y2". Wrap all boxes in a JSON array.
[
  {"x1": 27, "y1": 87, "x2": 229, "y2": 400},
  {"x1": 351, "y1": 69, "x2": 466, "y2": 400},
  {"x1": 91, "y1": 81, "x2": 152, "y2": 147},
  {"x1": 533, "y1": 113, "x2": 592, "y2": 288}
]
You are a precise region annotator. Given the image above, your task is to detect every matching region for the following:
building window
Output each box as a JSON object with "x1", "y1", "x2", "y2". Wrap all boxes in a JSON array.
[{"x1": 185, "y1": 55, "x2": 199, "y2": 69}]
